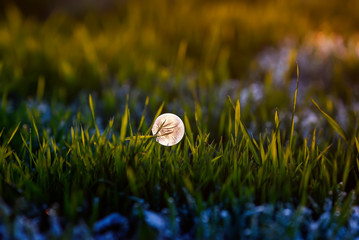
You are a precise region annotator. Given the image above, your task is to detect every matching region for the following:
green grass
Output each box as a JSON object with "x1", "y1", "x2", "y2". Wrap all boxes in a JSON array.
[
  {"x1": 1, "y1": 0, "x2": 359, "y2": 238},
  {"x1": 0, "y1": 86, "x2": 358, "y2": 237}
]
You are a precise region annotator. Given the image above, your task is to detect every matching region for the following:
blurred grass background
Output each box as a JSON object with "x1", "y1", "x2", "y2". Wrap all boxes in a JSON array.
[
  {"x1": 1, "y1": 0, "x2": 359, "y2": 101},
  {"x1": 1, "y1": 0, "x2": 359, "y2": 145}
]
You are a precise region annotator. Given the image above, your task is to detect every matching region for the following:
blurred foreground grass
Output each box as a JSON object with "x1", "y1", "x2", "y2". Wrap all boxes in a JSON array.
[{"x1": 0, "y1": 0, "x2": 359, "y2": 238}]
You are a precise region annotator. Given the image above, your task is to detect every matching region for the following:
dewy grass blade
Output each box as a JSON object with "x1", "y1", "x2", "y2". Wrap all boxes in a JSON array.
[{"x1": 312, "y1": 99, "x2": 348, "y2": 142}]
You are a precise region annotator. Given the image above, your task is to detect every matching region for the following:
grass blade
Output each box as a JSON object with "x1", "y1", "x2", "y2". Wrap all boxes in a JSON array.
[
  {"x1": 227, "y1": 95, "x2": 235, "y2": 110},
  {"x1": 240, "y1": 121, "x2": 260, "y2": 164},
  {"x1": 146, "y1": 102, "x2": 165, "y2": 136},
  {"x1": 312, "y1": 99, "x2": 348, "y2": 142},
  {"x1": 290, "y1": 63, "x2": 299, "y2": 148},
  {"x1": 125, "y1": 135, "x2": 154, "y2": 141},
  {"x1": 235, "y1": 99, "x2": 240, "y2": 142},
  {"x1": 89, "y1": 94, "x2": 100, "y2": 137},
  {"x1": 120, "y1": 103, "x2": 129, "y2": 142},
  {"x1": 7, "y1": 122, "x2": 21, "y2": 145},
  {"x1": 184, "y1": 113, "x2": 194, "y2": 145},
  {"x1": 89, "y1": 94, "x2": 95, "y2": 121}
]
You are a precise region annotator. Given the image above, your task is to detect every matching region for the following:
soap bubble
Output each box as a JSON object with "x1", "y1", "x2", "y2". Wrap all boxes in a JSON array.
[{"x1": 152, "y1": 113, "x2": 185, "y2": 146}]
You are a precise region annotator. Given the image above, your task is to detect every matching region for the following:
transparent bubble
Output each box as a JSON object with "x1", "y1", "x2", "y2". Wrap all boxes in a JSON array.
[{"x1": 152, "y1": 113, "x2": 185, "y2": 146}]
